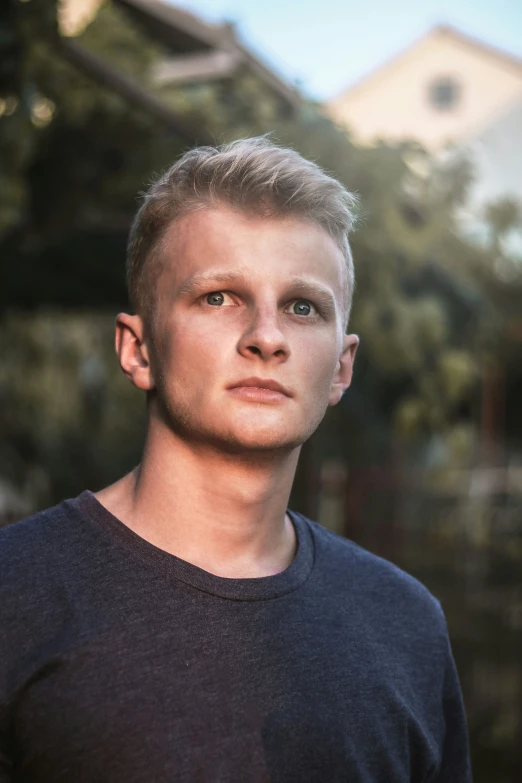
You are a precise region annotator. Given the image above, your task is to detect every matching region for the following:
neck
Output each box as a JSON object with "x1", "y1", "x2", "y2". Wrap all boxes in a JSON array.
[{"x1": 95, "y1": 418, "x2": 301, "y2": 578}]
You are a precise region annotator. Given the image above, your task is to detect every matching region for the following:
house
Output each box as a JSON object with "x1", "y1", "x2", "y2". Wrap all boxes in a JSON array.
[
  {"x1": 59, "y1": 0, "x2": 299, "y2": 125},
  {"x1": 328, "y1": 25, "x2": 522, "y2": 255},
  {"x1": 328, "y1": 24, "x2": 522, "y2": 153}
]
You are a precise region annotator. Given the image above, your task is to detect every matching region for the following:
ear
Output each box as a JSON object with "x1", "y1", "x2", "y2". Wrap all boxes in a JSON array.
[
  {"x1": 115, "y1": 313, "x2": 156, "y2": 391},
  {"x1": 328, "y1": 334, "x2": 359, "y2": 407}
]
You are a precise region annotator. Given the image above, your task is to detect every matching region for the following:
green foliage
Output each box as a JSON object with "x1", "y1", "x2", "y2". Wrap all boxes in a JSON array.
[
  {"x1": 1, "y1": 0, "x2": 521, "y2": 495},
  {"x1": 0, "y1": 310, "x2": 145, "y2": 508},
  {"x1": 484, "y1": 197, "x2": 521, "y2": 240}
]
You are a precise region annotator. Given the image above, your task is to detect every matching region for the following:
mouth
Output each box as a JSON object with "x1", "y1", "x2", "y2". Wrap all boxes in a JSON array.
[{"x1": 227, "y1": 377, "x2": 292, "y2": 402}]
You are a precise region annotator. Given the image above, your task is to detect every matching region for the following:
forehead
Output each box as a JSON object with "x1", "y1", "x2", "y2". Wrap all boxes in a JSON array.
[{"x1": 158, "y1": 206, "x2": 347, "y2": 294}]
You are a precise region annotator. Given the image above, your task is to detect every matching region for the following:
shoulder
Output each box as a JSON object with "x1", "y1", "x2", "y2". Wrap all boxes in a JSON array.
[
  {"x1": 1, "y1": 499, "x2": 69, "y2": 554},
  {"x1": 0, "y1": 499, "x2": 89, "y2": 700},
  {"x1": 295, "y1": 512, "x2": 445, "y2": 632},
  {"x1": 0, "y1": 498, "x2": 83, "y2": 589},
  {"x1": 0, "y1": 496, "x2": 94, "y2": 637}
]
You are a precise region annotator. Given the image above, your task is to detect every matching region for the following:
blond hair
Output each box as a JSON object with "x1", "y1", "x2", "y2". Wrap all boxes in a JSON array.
[{"x1": 127, "y1": 136, "x2": 358, "y2": 325}]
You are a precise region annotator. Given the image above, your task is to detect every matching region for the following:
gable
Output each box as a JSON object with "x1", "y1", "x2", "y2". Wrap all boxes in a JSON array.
[{"x1": 328, "y1": 27, "x2": 522, "y2": 150}]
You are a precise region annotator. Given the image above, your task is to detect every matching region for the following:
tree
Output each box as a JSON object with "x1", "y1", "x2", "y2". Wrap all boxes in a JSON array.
[{"x1": 2, "y1": 0, "x2": 521, "y2": 500}]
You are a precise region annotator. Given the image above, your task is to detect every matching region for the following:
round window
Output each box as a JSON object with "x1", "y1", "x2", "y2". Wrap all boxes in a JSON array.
[{"x1": 428, "y1": 76, "x2": 461, "y2": 111}]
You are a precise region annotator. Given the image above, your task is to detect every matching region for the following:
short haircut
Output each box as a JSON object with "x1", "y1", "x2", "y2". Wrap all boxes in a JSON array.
[{"x1": 126, "y1": 136, "x2": 358, "y2": 326}]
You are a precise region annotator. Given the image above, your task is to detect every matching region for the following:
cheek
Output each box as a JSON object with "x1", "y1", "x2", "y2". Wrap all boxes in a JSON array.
[
  {"x1": 159, "y1": 317, "x2": 234, "y2": 379},
  {"x1": 297, "y1": 333, "x2": 340, "y2": 394}
]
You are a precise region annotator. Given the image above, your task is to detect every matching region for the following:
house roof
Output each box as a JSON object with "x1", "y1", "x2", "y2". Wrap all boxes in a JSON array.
[
  {"x1": 115, "y1": 0, "x2": 224, "y2": 52},
  {"x1": 61, "y1": 37, "x2": 211, "y2": 143},
  {"x1": 331, "y1": 24, "x2": 522, "y2": 103},
  {"x1": 436, "y1": 25, "x2": 522, "y2": 76},
  {"x1": 114, "y1": 0, "x2": 299, "y2": 109},
  {"x1": 59, "y1": 0, "x2": 299, "y2": 144}
]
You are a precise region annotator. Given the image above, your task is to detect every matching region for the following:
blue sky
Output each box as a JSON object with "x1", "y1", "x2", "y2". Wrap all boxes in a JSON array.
[{"x1": 175, "y1": 0, "x2": 522, "y2": 99}]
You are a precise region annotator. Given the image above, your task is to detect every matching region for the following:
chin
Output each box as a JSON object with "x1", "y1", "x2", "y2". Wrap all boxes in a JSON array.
[
  {"x1": 159, "y1": 396, "x2": 322, "y2": 453},
  {"x1": 212, "y1": 424, "x2": 307, "y2": 454},
  {"x1": 218, "y1": 405, "x2": 327, "y2": 453},
  {"x1": 183, "y1": 412, "x2": 310, "y2": 454}
]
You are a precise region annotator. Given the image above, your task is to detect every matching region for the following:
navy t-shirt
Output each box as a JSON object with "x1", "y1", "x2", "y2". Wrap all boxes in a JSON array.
[{"x1": 0, "y1": 491, "x2": 472, "y2": 782}]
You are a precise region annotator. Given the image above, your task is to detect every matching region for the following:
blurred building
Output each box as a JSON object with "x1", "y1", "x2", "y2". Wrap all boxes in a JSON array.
[
  {"x1": 59, "y1": 0, "x2": 298, "y2": 115},
  {"x1": 328, "y1": 25, "x2": 522, "y2": 257}
]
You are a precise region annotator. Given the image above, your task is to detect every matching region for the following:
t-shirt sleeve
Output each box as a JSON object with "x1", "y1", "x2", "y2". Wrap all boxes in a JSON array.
[{"x1": 431, "y1": 610, "x2": 473, "y2": 782}]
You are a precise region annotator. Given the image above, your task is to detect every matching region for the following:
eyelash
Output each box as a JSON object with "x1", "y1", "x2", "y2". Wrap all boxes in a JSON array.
[{"x1": 202, "y1": 292, "x2": 320, "y2": 317}]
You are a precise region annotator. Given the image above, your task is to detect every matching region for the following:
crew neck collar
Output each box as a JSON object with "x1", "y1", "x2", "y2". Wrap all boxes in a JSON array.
[{"x1": 69, "y1": 490, "x2": 315, "y2": 601}]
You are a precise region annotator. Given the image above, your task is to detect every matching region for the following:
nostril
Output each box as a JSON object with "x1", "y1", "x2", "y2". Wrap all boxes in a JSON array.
[{"x1": 247, "y1": 346, "x2": 262, "y2": 356}]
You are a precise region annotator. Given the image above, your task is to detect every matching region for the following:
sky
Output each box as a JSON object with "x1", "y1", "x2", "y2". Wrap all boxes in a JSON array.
[{"x1": 174, "y1": 0, "x2": 522, "y2": 99}]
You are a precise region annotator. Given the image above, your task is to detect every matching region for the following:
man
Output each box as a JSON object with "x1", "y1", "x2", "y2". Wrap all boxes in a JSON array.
[{"x1": 0, "y1": 137, "x2": 472, "y2": 782}]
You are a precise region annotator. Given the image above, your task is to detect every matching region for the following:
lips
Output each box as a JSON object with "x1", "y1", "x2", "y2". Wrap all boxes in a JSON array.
[{"x1": 228, "y1": 377, "x2": 292, "y2": 397}]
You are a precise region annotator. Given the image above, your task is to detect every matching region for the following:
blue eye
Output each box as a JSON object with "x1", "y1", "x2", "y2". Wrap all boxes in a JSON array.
[
  {"x1": 207, "y1": 292, "x2": 224, "y2": 306},
  {"x1": 293, "y1": 300, "x2": 312, "y2": 316}
]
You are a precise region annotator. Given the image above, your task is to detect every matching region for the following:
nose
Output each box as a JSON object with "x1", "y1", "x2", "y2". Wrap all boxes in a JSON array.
[{"x1": 237, "y1": 307, "x2": 290, "y2": 362}]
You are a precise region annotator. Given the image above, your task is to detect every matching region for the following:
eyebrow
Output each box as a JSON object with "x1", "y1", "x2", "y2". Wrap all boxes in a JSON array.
[
  {"x1": 178, "y1": 270, "x2": 250, "y2": 297},
  {"x1": 286, "y1": 277, "x2": 337, "y2": 313},
  {"x1": 178, "y1": 270, "x2": 337, "y2": 313}
]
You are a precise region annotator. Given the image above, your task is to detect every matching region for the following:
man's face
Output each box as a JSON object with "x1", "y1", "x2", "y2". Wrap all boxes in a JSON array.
[{"x1": 144, "y1": 206, "x2": 358, "y2": 453}]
